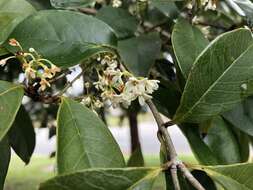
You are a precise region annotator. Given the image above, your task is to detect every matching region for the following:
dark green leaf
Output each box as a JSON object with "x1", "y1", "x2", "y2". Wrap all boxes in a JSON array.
[
  {"x1": 127, "y1": 146, "x2": 144, "y2": 167},
  {"x1": 179, "y1": 124, "x2": 219, "y2": 165},
  {"x1": 118, "y1": 32, "x2": 161, "y2": 77},
  {"x1": 0, "y1": 80, "x2": 24, "y2": 141},
  {"x1": 8, "y1": 105, "x2": 35, "y2": 164},
  {"x1": 39, "y1": 167, "x2": 161, "y2": 190},
  {"x1": 50, "y1": 0, "x2": 95, "y2": 9},
  {"x1": 150, "y1": 0, "x2": 179, "y2": 19},
  {"x1": 193, "y1": 163, "x2": 253, "y2": 190},
  {"x1": 57, "y1": 97, "x2": 125, "y2": 174},
  {"x1": 26, "y1": 0, "x2": 53, "y2": 10},
  {"x1": 0, "y1": 0, "x2": 36, "y2": 44},
  {"x1": 153, "y1": 85, "x2": 181, "y2": 119},
  {"x1": 0, "y1": 137, "x2": 10, "y2": 190},
  {"x1": 223, "y1": 97, "x2": 253, "y2": 136},
  {"x1": 96, "y1": 7, "x2": 138, "y2": 39},
  {"x1": 204, "y1": 116, "x2": 241, "y2": 164},
  {"x1": 172, "y1": 18, "x2": 209, "y2": 78},
  {"x1": 5, "y1": 10, "x2": 117, "y2": 68},
  {"x1": 174, "y1": 29, "x2": 253, "y2": 123}
]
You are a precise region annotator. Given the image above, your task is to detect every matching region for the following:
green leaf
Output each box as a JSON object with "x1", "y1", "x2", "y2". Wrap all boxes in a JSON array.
[
  {"x1": 127, "y1": 146, "x2": 144, "y2": 167},
  {"x1": 39, "y1": 167, "x2": 161, "y2": 190},
  {"x1": 227, "y1": 0, "x2": 253, "y2": 22},
  {"x1": 26, "y1": 0, "x2": 53, "y2": 10},
  {"x1": 0, "y1": 80, "x2": 24, "y2": 141},
  {"x1": 150, "y1": 0, "x2": 179, "y2": 19},
  {"x1": 193, "y1": 163, "x2": 253, "y2": 190},
  {"x1": 4, "y1": 10, "x2": 117, "y2": 68},
  {"x1": 57, "y1": 98, "x2": 125, "y2": 174},
  {"x1": 118, "y1": 32, "x2": 161, "y2": 77},
  {"x1": 0, "y1": 47, "x2": 9, "y2": 56},
  {"x1": 0, "y1": 0, "x2": 36, "y2": 44},
  {"x1": 172, "y1": 18, "x2": 209, "y2": 78},
  {"x1": 223, "y1": 97, "x2": 253, "y2": 136},
  {"x1": 0, "y1": 137, "x2": 11, "y2": 190},
  {"x1": 173, "y1": 29, "x2": 253, "y2": 123},
  {"x1": 179, "y1": 124, "x2": 219, "y2": 165},
  {"x1": 8, "y1": 105, "x2": 35, "y2": 164},
  {"x1": 50, "y1": 0, "x2": 95, "y2": 9},
  {"x1": 204, "y1": 116, "x2": 241, "y2": 164},
  {"x1": 96, "y1": 7, "x2": 138, "y2": 39}
]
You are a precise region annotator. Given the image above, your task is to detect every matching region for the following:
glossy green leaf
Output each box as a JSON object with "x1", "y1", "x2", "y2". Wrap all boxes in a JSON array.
[
  {"x1": 0, "y1": 0, "x2": 36, "y2": 44},
  {"x1": 8, "y1": 105, "x2": 35, "y2": 164},
  {"x1": 0, "y1": 47, "x2": 9, "y2": 56},
  {"x1": 26, "y1": 0, "x2": 53, "y2": 10},
  {"x1": 127, "y1": 146, "x2": 144, "y2": 167},
  {"x1": 204, "y1": 116, "x2": 241, "y2": 164},
  {"x1": 0, "y1": 137, "x2": 10, "y2": 190},
  {"x1": 39, "y1": 167, "x2": 161, "y2": 190},
  {"x1": 174, "y1": 29, "x2": 253, "y2": 123},
  {"x1": 50, "y1": 0, "x2": 95, "y2": 9},
  {"x1": 172, "y1": 18, "x2": 209, "y2": 78},
  {"x1": 5, "y1": 10, "x2": 117, "y2": 68},
  {"x1": 0, "y1": 80, "x2": 24, "y2": 141},
  {"x1": 226, "y1": 0, "x2": 253, "y2": 21},
  {"x1": 223, "y1": 97, "x2": 253, "y2": 136},
  {"x1": 150, "y1": 0, "x2": 179, "y2": 19},
  {"x1": 96, "y1": 7, "x2": 138, "y2": 39},
  {"x1": 57, "y1": 98, "x2": 125, "y2": 174},
  {"x1": 193, "y1": 163, "x2": 253, "y2": 190},
  {"x1": 179, "y1": 124, "x2": 219, "y2": 165},
  {"x1": 118, "y1": 32, "x2": 161, "y2": 77}
]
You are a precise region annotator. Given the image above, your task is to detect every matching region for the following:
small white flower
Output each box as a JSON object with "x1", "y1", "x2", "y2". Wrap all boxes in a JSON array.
[
  {"x1": 25, "y1": 67, "x2": 37, "y2": 79},
  {"x1": 112, "y1": 0, "x2": 122, "y2": 7},
  {"x1": 94, "y1": 99, "x2": 104, "y2": 108},
  {"x1": 29, "y1": 48, "x2": 35, "y2": 53},
  {"x1": 82, "y1": 96, "x2": 92, "y2": 106},
  {"x1": 0, "y1": 58, "x2": 8, "y2": 66},
  {"x1": 39, "y1": 78, "x2": 50, "y2": 91},
  {"x1": 205, "y1": 0, "x2": 216, "y2": 10}
]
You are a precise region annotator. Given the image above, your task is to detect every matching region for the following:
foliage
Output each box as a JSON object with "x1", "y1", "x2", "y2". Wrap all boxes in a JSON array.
[{"x1": 1, "y1": 0, "x2": 253, "y2": 189}]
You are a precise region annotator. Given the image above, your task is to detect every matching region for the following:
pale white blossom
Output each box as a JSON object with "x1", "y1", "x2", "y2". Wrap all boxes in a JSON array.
[{"x1": 112, "y1": 0, "x2": 122, "y2": 7}]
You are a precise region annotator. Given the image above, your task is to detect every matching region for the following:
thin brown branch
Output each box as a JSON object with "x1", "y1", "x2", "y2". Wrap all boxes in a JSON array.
[
  {"x1": 78, "y1": 7, "x2": 97, "y2": 15},
  {"x1": 56, "y1": 69, "x2": 85, "y2": 96},
  {"x1": 146, "y1": 100, "x2": 206, "y2": 190}
]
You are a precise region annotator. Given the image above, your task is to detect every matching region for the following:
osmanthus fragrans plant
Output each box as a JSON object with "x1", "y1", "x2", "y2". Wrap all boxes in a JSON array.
[{"x1": 1, "y1": 0, "x2": 253, "y2": 189}]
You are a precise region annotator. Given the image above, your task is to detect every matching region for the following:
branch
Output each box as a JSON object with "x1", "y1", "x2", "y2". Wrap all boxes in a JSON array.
[
  {"x1": 146, "y1": 100, "x2": 205, "y2": 190},
  {"x1": 56, "y1": 69, "x2": 85, "y2": 96}
]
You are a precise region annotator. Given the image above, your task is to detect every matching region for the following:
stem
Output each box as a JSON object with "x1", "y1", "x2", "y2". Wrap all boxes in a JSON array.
[
  {"x1": 56, "y1": 70, "x2": 85, "y2": 96},
  {"x1": 146, "y1": 100, "x2": 205, "y2": 190}
]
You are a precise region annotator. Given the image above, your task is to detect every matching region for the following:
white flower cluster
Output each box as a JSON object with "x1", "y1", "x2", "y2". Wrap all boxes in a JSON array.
[
  {"x1": 0, "y1": 39, "x2": 61, "y2": 91},
  {"x1": 187, "y1": 0, "x2": 216, "y2": 10},
  {"x1": 83, "y1": 54, "x2": 160, "y2": 109}
]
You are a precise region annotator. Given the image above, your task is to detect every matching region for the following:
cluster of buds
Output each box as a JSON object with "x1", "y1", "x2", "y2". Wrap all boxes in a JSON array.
[
  {"x1": 187, "y1": 0, "x2": 217, "y2": 10},
  {"x1": 82, "y1": 54, "x2": 160, "y2": 109},
  {"x1": 0, "y1": 39, "x2": 61, "y2": 91}
]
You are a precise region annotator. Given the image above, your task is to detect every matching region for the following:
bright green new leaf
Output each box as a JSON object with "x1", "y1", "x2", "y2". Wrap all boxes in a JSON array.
[
  {"x1": 172, "y1": 18, "x2": 209, "y2": 78},
  {"x1": 174, "y1": 29, "x2": 253, "y2": 123},
  {"x1": 8, "y1": 105, "x2": 35, "y2": 165},
  {"x1": 193, "y1": 163, "x2": 253, "y2": 190},
  {"x1": 39, "y1": 167, "x2": 161, "y2": 190},
  {"x1": 96, "y1": 7, "x2": 138, "y2": 39},
  {"x1": 0, "y1": 80, "x2": 24, "y2": 141},
  {"x1": 118, "y1": 32, "x2": 161, "y2": 77},
  {"x1": 57, "y1": 98, "x2": 125, "y2": 174},
  {"x1": 204, "y1": 116, "x2": 241, "y2": 164},
  {"x1": 0, "y1": 0, "x2": 36, "y2": 44},
  {"x1": 5, "y1": 10, "x2": 117, "y2": 68},
  {"x1": 0, "y1": 137, "x2": 10, "y2": 190}
]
